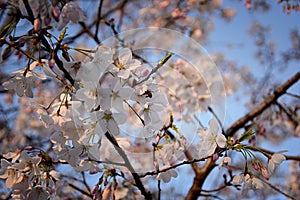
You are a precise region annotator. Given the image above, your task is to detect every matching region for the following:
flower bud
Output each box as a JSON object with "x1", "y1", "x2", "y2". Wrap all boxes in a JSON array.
[
  {"x1": 260, "y1": 165, "x2": 269, "y2": 180},
  {"x1": 101, "y1": 187, "x2": 111, "y2": 200},
  {"x1": 34, "y1": 18, "x2": 41, "y2": 33},
  {"x1": 251, "y1": 160, "x2": 260, "y2": 171}
]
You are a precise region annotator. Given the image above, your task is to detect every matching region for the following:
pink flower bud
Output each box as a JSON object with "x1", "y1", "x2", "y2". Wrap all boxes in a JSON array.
[
  {"x1": 52, "y1": 6, "x2": 60, "y2": 21},
  {"x1": 213, "y1": 153, "x2": 219, "y2": 161},
  {"x1": 251, "y1": 160, "x2": 260, "y2": 171},
  {"x1": 91, "y1": 185, "x2": 99, "y2": 194},
  {"x1": 34, "y1": 18, "x2": 41, "y2": 33},
  {"x1": 260, "y1": 166, "x2": 269, "y2": 180},
  {"x1": 24, "y1": 146, "x2": 33, "y2": 150}
]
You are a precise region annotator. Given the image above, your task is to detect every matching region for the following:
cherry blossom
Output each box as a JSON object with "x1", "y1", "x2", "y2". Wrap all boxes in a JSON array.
[
  {"x1": 114, "y1": 48, "x2": 141, "y2": 79},
  {"x1": 268, "y1": 152, "x2": 286, "y2": 174},
  {"x1": 157, "y1": 165, "x2": 178, "y2": 183},
  {"x1": 0, "y1": 159, "x2": 18, "y2": 188},
  {"x1": 197, "y1": 119, "x2": 227, "y2": 157},
  {"x1": 76, "y1": 81, "x2": 99, "y2": 111},
  {"x1": 76, "y1": 46, "x2": 114, "y2": 82},
  {"x1": 57, "y1": 2, "x2": 86, "y2": 30},
  {"x1": 232, "y1": 173, "x2": 264, "y2": 192},
  {"x1": 98, "y1": 78, "x2": 134, "y2": 112},
  {"x1": 3, "y1": 69, "x2": 44, "y2": 98},
  {"x1": 93, "y1": 110, "x2": 126, "y2": 136},
  {"x1": 218, "y1": 156, "x2": 231, "y2": 168}
]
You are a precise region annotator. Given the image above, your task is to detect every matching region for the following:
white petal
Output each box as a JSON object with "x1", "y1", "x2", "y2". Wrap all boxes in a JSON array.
[
  {"x1": 95, "y1": 121, "x2": 106, "y2": 136},
  {"x1": 252, "y1": 177, "x2": 264, "y2": 189},
  {"x1": 268, "y1": 160, "x2": 275, "y2": 174},
  {"x1": 209, "y1": 118, "x2": 219, "y2": 134},
  {"x1": 169, "y1": 169, "x2": 178, "y2": 178},
  {"x1": 16, "y1": 81, "x2": 25, "y2": 97},
  {"x1": 108, "y1": 119, "x2": 120, "y2": 135},
  {"x1": 118, "y1": 48, "x2": 132, "y2": 65},
  {"x1": 272, "y1": 153, "x2": 286, "y2": 164},
  {"x1": 216, "y1": 134, "x2": 227, "y2": 148},
  {"x1": 232, "y1": 174, "x2": 244, "y2": 184},
  {"x1": 117, "y1": 70, "x2": 130, "y2": 79}
]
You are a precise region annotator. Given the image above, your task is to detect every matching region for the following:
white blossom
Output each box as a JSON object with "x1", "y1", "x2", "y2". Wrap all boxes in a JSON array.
[
  {"x1": 268, "y1": 152, "x2": 286, "y2": 174},
  {"x1": 57, "y1": 2, "x2": 86, "y2": 30},
  {"x1": 98, "y1": 78, "x2": 134, "y2": 112},
  {"x1": 157, "y1": 165, "x2": 178, "y2": 183},
  {"x1": 218, "y1": 156, "x2": 231, "y2": 169},
  {"x1": 93, "y1": 110, "x2": 126, "y2": 136},
  {"x1": 114, "y1": 48, "x2": 141, "y2": 79},
  {"x1": 232, "y1": 174, "x2": 265, "y2": 193},
  {"x1": 197, "y1": 119, "x2": 227, "y2": 157}
]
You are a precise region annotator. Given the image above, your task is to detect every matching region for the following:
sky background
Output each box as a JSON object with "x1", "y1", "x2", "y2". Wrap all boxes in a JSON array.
[{"x1": 1, "y1": 1, "x2": 299, "y2": 199}]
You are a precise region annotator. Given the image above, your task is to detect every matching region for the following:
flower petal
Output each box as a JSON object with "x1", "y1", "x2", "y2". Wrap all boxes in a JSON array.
[{"x1": 216, "y1": 134, "x2": 227, "y2": 148}]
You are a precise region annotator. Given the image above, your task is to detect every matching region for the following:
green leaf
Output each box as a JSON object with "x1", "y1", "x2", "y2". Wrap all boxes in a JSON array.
[{"x1": 239, "y1": 129, "x2": 255, "y2": 142}]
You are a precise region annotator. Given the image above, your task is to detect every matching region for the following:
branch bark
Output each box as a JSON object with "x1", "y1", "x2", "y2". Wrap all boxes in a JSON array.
[
  {"x1": 226, "y1": 71, "x2": 300, "y2": 137},
  {"x1": 104, "y1": 132, "x2": 152, "y2": 200},
  {"x1": 185, "y1": 158, "x2": 215, "y2": 200}
]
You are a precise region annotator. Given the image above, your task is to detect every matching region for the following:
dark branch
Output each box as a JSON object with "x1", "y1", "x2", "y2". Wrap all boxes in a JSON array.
[
  {"x1": 22, "y1": 0, "x2": 34, "y2": 23},
  {"x1": 104, "y1": 131, "x2": 152, "y2": 200},
  {"x1": 95, "y1": 0, "x2": 104, "y2": 39},
  {"x1": 226, "y1": 71, "x2": 300, "y2": 137}
]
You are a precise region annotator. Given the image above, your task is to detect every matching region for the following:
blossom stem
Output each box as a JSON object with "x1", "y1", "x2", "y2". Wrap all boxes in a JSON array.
[
  {"x1": 208, "y1": 106, "x2": 225, "y2": 135},
  {"x1": 133, "y1": 52, "x2": 172, "y2": 86},
  {"x1": 124, "y1": 100, "x2": 145, "y2": 125},
  {"x1": 44, "y1": 87, "x2": 67, "y2": 110}
]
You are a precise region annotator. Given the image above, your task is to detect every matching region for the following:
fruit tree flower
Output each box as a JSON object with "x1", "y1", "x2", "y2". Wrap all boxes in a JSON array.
[
  {"x1": 3, "y1": 69, "x2": 45, "y2": 98},
  {"x1": 114, "y1": 48, "x2": 141, "y2": 79},
  {"x1": 268, "y1": 152, "x2": 286, "y2": 175},
  {"x1": 93, "y1": 110, "x2": 126, "y2": 137},
  {"x1": 98, "y1": 78, "x2": 134, "y2": 112},
  {"x1": 218, "y1": 156, "x2": 232, "y2": 169},
  {"x1": 232, "y1": 173, "x2": 264, "y2": 193},
  {"x1": 156, "y1": 165, "x2": 178, "y2": 183},
  {"x1": 57, "y1": 2, "x2": 86, "y2": 30},
  {"x1": 197, "y1": 118, "x2": 227, "y2": 157}
]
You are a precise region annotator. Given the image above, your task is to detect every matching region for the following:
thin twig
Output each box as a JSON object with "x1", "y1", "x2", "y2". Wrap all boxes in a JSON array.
[
  {"x1": 81, "y1": 172, "x2": 91, "y2": 193},
  {"x1": 68, "y1": 182, "x2": 92, "y2": 198},
  {"x1": 95, "y1": 0, "x2": 104, "y2": 39},
  {"x1": 245, "y1": 146, "x2": 300, "y2": 161},
  {"x1": 286, "y1": 92, "x2": 300, "y2": 99},
  {"x1": 133, "y1": 52, "x2": 173, "y2": 86},
  {"x1": 275, "y1": 101, "x2": 298, "y2": 126},
  {"x1": 22, "y1": 0, "x2": 34, "y2": 23},
  {"x1": 0, "y1": 38, "x2": 37, "y2": 61},
  {"x1": 258, "y1": 176, "x2": 296, "y2": 200},
  {"x1": 139, "y1": 153, "x2": 220, "y2": 178},
  {"x1": 208, "y1": 106, "x2": 225, "y2": 135}
]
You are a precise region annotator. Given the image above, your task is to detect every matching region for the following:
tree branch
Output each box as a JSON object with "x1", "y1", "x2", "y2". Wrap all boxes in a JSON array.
[
  {"x1": 95, "y1": 0, "x2": 104, "y2": 39},
  {"x1": 139, "y1": 154, "x2": 219, "y2": 178},
  {"x1": 104, "y1": 131, "x2": 152, "y2": 200},
  {"x1": 226, "y1": 71, "x2": 300, "y2": 137},
  {"x1": 22, "y1": 0, "x2": 34, "y2": 23},
  {"x1": 185, "y1": 158, "x2": 216, "y2": 200}
]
